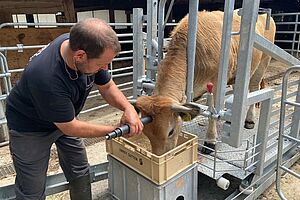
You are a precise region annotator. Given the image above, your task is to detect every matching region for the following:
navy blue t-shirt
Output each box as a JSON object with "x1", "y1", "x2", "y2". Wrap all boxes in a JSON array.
[{"x1": 6, "y1": 33, "x2": 111, "y2": 132}]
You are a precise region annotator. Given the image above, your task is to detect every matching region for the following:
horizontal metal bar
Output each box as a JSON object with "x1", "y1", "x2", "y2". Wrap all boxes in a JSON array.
[
  {"x1": 215, "y1": 158, "x2": 245, "y2": 163},
  {"x1": 118, "y1": 50, "x2": 133, "y2": 55},
  {"x1": 254, "y1": 34, "x2": 300, "y2": 66},
  {"x1": 284, "y1": 100, "x2": 300, "y2": 107},
  {"x1": 80, "y1": 104, "x2": 109, "y2": 114},
  {"x1": 270, "y1": 112, "x2": 294, "y2": 130},
  {"x1": 275, "y1": 22, "x2": 300, "y2": 25},
  {"x1": 276, "y1": 31, "x2": 300, "y2": 34},
  {"x1": 113, "y1": 57, "x2": 133, "y2": 62},
  {"x1": 0, "y1": 94, "x2": 8, "y2": 101},
  {"x1": 272, "y1": 12, "x2": 300, "y2": 16},
  {"x1": 81, "y1": 96, "x2": 134, "y2": 114},
  {"x1": 266, "y1": 140, "x2": 278, "y2": 152},
  {"x1": 0, "y1": 73, "x2": 11, "y2": 78},
  {"x1": 119, "y1": 40, "x2": 133, "y2": 44},
  {"x1": 275, "y1": 40, "x2": 297, "y2": 43},
  {"x1": 280, "y1": 166, "x2": 300, "y2": 179},
  {"x1": 272, "y1": 90, "x2": 298, "y2": 104},
  {"x1": 112, "y1": 72, "x2": 133, "y2": 78},
  {"x1": 0, "y1": 162, "x2": 108, "y2": 199},
  {"x1": 246, "y1": 88, "x2": 274, "y2": 105},
  {"x1": 245, "y1": 152, "x2": 260, "y2": 162},
  {"x1": 116, "y1": 33, "x2": 133, "y2": 37},
  {"x1": 244, "y1": 160, "x2": 259, "y2": 171},
  {"x1": 0, "y1": 45, "x2": 45, "y2": 51},
  {"x1": 111, "y1": 66, "x2": 133, "y2": 73},
  {"x1": 283, "y1": 134, "x2": 300, "y2": 144},
  {"x1": 0, "y1": 22, "x2": 75, "y2": 28},
  {"x1": 272, "y1": 80, "x2": 300, "y2": 92},
  {"x1": 271, "y1": 109, "x2": 280, "y2": 118},
  {"x1": 8, "y1": 68, "x2": 24, "y2": 73}
]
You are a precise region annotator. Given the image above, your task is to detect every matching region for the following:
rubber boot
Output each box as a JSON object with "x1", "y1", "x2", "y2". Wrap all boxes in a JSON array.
[{"x1": 69, "y1": 175, "x2": 92, "y2": 200}]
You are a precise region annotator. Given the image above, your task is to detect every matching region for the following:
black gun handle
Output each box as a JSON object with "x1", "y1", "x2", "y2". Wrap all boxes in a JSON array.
[{"x1": 105, "y1": 116, "x2": 152, "y2": 140}]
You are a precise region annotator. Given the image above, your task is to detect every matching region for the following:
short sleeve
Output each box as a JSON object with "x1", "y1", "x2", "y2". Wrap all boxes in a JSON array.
[{"x1": 94, "y1": 69, "x2": 111, "y2": 85}]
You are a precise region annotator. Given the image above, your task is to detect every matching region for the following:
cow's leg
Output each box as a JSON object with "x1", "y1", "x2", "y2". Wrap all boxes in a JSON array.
[{"x1": 245, "y1": 54, "x2": 272, "y2": 129}]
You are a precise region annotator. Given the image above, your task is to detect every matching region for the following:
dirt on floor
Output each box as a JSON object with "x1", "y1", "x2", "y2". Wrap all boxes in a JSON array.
[{"x1": 0, "y1": 59, "x2": 299, "y2": 199}]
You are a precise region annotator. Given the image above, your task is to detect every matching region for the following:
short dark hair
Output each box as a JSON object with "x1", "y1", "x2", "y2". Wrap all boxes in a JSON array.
[{"x1": 69, "y1": 18, "x2": 121, "y2": 59}]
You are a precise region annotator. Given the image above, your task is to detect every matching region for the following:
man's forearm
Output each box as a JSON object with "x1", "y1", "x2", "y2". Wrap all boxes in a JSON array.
[{"x1": 55, "y1": 118, "x2": 117, "y2": 138}]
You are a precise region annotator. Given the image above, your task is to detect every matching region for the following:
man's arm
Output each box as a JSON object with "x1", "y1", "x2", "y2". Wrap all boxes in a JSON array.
[
  {"x1": 54, "y1": 118, "x2": 117, "y2": 138},
  {"x1": 97, "y1": 79, "x2": 143, "y2": 136}
]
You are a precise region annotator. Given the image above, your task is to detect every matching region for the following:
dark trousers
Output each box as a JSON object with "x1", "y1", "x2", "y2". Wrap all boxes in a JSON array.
[{"x1": 9, "y1": 129, "x2": 90, "y2": 200}]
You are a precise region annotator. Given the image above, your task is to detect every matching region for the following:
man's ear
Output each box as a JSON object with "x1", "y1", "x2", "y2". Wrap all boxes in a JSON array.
[{"x1": 74, "y1": 50, "x2": 87, "y2": 61}]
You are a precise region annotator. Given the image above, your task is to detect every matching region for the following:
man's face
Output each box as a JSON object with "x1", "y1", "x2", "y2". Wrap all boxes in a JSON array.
[{"x1": 75, "y1": 48, "x2": 116, "y2": 75}]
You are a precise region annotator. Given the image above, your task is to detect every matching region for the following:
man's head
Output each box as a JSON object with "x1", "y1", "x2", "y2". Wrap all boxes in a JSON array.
[{"x1": 69, "y1": 18, "x2": 121, "y2": 75}]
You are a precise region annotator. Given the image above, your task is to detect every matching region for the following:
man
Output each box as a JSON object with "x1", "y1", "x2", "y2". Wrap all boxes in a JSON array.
[{"x1": 5, "y1": 18, "x2": 143, "y2": 200}]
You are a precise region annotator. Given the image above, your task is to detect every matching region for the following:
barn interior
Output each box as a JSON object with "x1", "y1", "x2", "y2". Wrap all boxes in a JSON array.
[{"x1": 0, "y1": 0, "x2": 300, "y2": 199}]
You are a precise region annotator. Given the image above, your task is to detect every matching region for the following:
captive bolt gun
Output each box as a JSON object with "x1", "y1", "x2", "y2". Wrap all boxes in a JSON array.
[{"x1": 105, "y1": 116, "x2": 153, "y2": 140}]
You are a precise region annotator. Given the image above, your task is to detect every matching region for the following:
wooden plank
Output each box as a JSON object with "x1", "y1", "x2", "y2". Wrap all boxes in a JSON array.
[
  {"x1": 0, "y1": 10, "x2": 12, "y2": 23},
  {"x1": 62, "y1": 0, "x2": 76, "y2": 22},
  {"x1": 0, "y1": 0, "x2": 64, "y2": 14},
  {"x1": 0, "y1": 27, "x2": 70, "y2": 85}
]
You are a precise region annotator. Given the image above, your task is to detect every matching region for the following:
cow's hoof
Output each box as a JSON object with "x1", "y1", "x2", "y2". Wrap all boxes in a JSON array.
[
  {"x1": 244, "y1": 121, "x2": 255, "y2": 129},
  {"x1": 201, "y1": 142, "x2": 215, "y2": 154},
  {"x1": 255, "y1": 102, "x2": 261, "y2": 108}
]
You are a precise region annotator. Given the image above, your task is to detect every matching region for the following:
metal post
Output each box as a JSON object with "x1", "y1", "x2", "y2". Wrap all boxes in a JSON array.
[
  {"x1": 0, "y1": 53, "x2": 12, "y2": 93},
  {"x1": 292, "y1": 14, "x2": 298, "y2": 56},
  {"x1": 290, "y1": 75, "x2": 300, "y2": 138},
  {"x1": 132, "y1": 8, "x2": 144, "y2": 98},
  {"x1": 186, "y1": 0, "x2": 199, "y2": 103},
  {"x1": 226, "y1": 0, "x2": 261, "y2": 147},
  {"x1": 158, "y1": 0, "x2": 167, "y2": 63},
  {"x1": 215, "y1": 0, "x2": 235, "y2": 112},
  {"x1": 146, "y1": 0, "x2": 158, "y2": 81},
  {"x1": 297, "y1": 14, "x2": 300, "y2": 58},
  {"x1": 254, "y1": 91, "x2": 273, "y2": 176}
]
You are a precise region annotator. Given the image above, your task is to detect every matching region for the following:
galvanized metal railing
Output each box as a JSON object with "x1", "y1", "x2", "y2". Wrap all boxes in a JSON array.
[{"x1": 276, "y1": 66, "x2": 300, "y2": 200}]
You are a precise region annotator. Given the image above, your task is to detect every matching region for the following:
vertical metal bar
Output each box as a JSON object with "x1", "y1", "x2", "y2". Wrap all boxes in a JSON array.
[
  {"x1": 146, "y1": 0, "x2": 158, "y2": 80},
  {"x1": 0, "y1": 53, "x2": 11, "y2": 93},
  {"x1": 254, "y1": 94, "x2": 273, "y2": 176},
  {"x1": 215, "y1": 0, "x2": 235, "y2": 112},
  {"x1": 227, "y1": 0, "x2": 260, "y2": 147},
  {"x1": 132, "y1": 8, "x2": 144, "y2": 99},
  {"x1": 290, "y1": 70, "x2": 300, "y2": 138},
  {"x1": 186, "y1": 0, "x2": 199, "y2": 103},
  {"x1": 158, "y1": 0, "x2": 167, "y2": 63},
  {"x1": 292, "y1": 14, "x2": 298, "y2": 56},
  {"x1": 163, "y1": 0, "x2": 175, "y2": 29},
  {"x1": 297, "y1": 14, "x2": 300, "y2": 58},
  {"x1": 276, "y1": 67, "x2": 292, "y2": 200}
]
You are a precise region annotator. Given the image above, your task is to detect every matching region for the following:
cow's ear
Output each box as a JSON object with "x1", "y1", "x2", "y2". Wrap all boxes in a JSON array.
[
  {"x1": 171, "y1": 103, "x2": 200, "y2": 121},
  {"x1": 179, "y1": 112, "x2": 193, "y2": 122}
]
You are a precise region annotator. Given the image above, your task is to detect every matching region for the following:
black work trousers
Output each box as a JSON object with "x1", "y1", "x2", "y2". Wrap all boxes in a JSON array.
[{"x1": 9, "y1": 129, "x2": 90, "y2": 200}]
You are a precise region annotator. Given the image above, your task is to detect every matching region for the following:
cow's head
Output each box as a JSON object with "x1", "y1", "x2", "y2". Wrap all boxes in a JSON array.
[{"x1": 134, "y1": 95, "x2": 199, "y2": 155}]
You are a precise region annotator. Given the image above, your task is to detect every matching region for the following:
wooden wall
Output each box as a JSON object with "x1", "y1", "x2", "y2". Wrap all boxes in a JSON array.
[{"x1": 0, "y1": 27, "x2": 70, "y2": 85}]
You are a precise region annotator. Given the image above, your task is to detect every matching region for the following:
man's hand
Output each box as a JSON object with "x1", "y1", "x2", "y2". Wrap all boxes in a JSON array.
[{"x1": 120, "y1": 105, "x2": 143, "y2": 137}]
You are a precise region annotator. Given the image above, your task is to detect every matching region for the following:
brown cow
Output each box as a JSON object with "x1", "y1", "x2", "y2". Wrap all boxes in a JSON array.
[{"x1": 135, "y1": 10, "x2": 276, "y2": 155}]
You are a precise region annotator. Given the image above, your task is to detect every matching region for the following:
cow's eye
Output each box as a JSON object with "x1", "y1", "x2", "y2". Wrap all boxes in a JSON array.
[{"x1": 168, "y1": 129, "x2": 174, "y2": 137}]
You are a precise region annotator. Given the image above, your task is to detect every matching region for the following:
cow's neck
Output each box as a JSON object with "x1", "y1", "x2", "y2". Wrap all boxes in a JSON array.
[{"x1": 153, "y1": 48, "x2": 188, "y2": 103}]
